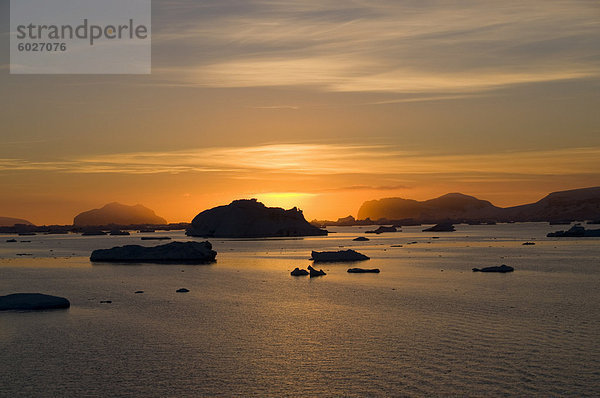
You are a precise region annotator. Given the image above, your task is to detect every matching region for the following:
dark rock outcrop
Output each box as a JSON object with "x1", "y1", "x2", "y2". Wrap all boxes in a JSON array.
[
  {"x1": 90, "y1": 241, "x2": 217, "y2": 264},
  {"x1": 472, "y1": 264, "x2": 514, "y2": 273},
  {"x1": 291, "y1": 267, "x2": 309, "y2": 276},
  {"x1": 365, "y1": 226, "x2": 397, "y2": 234},
  {"x1": 547, "y1": 224, "x2": 600, "y2": 237},
  {"x1": 423, "y1": 223, "x2": 455, "y2": 232},
  {"x1": 307, "y1": 265, "x2": 326, "y2": 277},
  {"x1": 347, "y1": 268, "x2": 380, "y2": 273},
  {"x1": 74, "y1": 202, "x2": 167, "y2": 226},
  {"x1": 311, "y1": 249, "x2": 370, "y2": 262},
  {"x1": 176, "y1": 288, "x2": 190, "y2": 293},
  {"x1": 186, "y1": 199, "x2": 327, "y2": 238},
  {"x1": 0, "y1": 293, "x2": 70, "y2": 311}
]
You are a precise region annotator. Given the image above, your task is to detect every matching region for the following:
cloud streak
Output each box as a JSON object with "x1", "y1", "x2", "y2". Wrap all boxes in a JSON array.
[
  {"x1": 2, "y1": 144, "x2": 599, "y2": 179},
  {"x1": 189, "y1": 61, "x2": 595, "y2": 93}
]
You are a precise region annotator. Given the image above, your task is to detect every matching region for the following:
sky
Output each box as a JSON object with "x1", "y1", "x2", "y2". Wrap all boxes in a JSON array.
[{"x1": 1, "y1": 0, "x2": 599, "y2": 224}]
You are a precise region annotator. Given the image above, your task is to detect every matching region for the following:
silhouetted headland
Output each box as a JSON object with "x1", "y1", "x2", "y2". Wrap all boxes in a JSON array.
[
  {"x1": 0, "y1": 217, "x2": 34, "y2": 227},
  {"x1": 186, "y1": 199, "x2": 327, "y2": 238},
  {"x1": 356, "y1": 187, "x2": 600, "y2": 225}
]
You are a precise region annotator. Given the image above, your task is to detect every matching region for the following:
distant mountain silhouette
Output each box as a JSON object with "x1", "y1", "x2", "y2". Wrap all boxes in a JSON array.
[
  {"x1": 0, "y1": 217, "x2": 34, "y2": 227},
  {"x1": 502, "y1": 187, "x2": 600, "y2": 222},
  {"x1": 73, "y1": 202, "x2": 167, "y2": 226},
  {"x1": 358, "y1": 193, "x2": 498, "y2": 221},
  {"x1": 357, "y1": 187, "x2": 600, "y2": 223},
  {"x1": 186, "y1": 198, "x2": 327, "y2": 238}
]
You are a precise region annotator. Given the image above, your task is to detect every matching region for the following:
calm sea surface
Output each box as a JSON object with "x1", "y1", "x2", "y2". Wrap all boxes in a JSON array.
[{"x1": 1, "y1": 223, "x2": 599, "y2": 397}]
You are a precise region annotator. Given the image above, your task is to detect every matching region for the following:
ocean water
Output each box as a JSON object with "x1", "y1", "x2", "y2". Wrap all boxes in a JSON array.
[{"x1": 1, "y1": 223, "x2": 599, "y2": 397}]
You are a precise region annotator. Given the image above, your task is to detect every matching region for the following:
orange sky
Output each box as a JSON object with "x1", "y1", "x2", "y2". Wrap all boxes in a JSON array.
[{"x1": 1, "y1": 1, "x2": 599, "y2": 224}]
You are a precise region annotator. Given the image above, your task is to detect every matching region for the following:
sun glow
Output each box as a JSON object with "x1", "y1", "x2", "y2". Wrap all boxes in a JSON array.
[{"x1": 252, "y1": 192, "x2": 318, "y2": 212}]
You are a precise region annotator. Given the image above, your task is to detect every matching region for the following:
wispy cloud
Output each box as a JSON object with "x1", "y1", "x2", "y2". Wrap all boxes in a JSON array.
[
  {"x1": 365, "y1": 94, "x2": 484, "y2": 105},
  {"x1": 150, "y1": 0, "x2": 600, "y2": 94},
  {"x1": 1, "y1": 144, "x2": 599, "y2": 179},
  {"x1": 188, "y1": 61, "x2": 595, "y2": 93},
  {"x1": 248, "y1": 105, "x2": 300, "y2": 110},
  {"x1": 325, "y1": 185, "x2": 412, "y2": 192}
]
